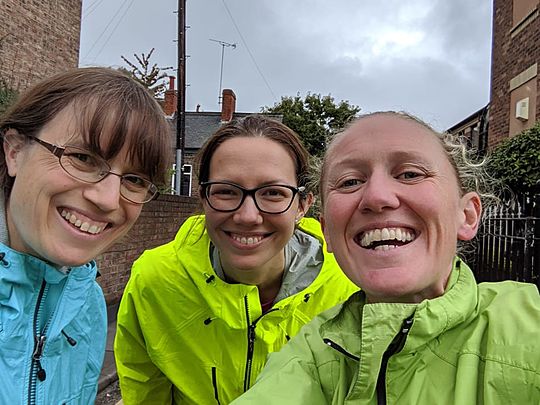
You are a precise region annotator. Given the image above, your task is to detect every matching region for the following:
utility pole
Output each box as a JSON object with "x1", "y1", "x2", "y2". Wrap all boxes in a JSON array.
[
  {"x1": 175, "y1": 0, "x2": 186, "y2": 195},
  {"x1": 209, "y1": 39, "x2": 236, "y2": 105}
]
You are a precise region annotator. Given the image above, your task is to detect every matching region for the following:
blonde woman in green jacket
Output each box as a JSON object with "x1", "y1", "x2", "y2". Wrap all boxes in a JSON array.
[
  {"x1": 233, "y1": 112, "x2": 540, "y2": 404},
  {"x1": 115, "y1": 116, "x2": 357, "y2": 404}
]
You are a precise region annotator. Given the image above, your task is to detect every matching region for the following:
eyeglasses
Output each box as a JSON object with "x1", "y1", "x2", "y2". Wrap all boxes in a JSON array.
[
  {"x1": 28, "y1": 136, "x2": 158, "y2": 204},
  {"x1": 200, "y1": 181, "x2": 305, "y2": 214}
]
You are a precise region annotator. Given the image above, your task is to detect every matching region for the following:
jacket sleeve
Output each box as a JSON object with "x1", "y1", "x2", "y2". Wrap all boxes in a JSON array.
[
  {"x1": 231, "y1": 328, "x2": 328, "y2": 405},
  {"x1": 114, "y1": 269, "x2": 173, "y2": 404}
]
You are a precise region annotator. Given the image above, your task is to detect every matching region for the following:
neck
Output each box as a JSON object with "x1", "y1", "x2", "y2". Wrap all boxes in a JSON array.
[{"x1": 221, "y1": 252, "x2": 285, "y2": 302}]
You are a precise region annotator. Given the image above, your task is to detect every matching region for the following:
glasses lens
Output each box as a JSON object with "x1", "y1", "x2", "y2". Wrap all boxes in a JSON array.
[
  {"x1": 255, "y1": 185, "x2": 295, "y2": 213},
  {"x1": 121, "y1": 175, "x2": 158, "y2": 203},
  {"x1": 205, "y1": 183, "x2": 243, "y2": 211},
  {"x1": 60, "y1": 146, "x2": 110, "y2": 182}
]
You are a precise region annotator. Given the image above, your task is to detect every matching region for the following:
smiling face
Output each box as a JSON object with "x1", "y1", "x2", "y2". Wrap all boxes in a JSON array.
[
  {"x1": 202, "y1": 136, "x2": 308, "y2": 286},
  {"x1": 321, "y1": 114, "x2": 481, "y2": 303},
  {"x1": 4, "y1": 107, "x2": 143, "y2": 267}
]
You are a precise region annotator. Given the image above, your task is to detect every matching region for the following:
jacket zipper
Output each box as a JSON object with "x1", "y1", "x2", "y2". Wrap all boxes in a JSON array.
[
  {"x1": 211, "y1": 367, "x2": 221, "y2": 405},
  {"x1": 375, "y1": 315, "x2": 414, "y2": 405},
  {"x1": 323, "y1": 338, "x2": 360, "y2": 361},
  {"x1": 242, "y1": 296, "x2": 278, "y2": 392},
  {"x1": 28, "y1": 280, "x2": 50, "y2": 405}
]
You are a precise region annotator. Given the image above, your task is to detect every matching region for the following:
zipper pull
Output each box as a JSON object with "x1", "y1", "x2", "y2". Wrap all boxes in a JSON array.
[
  {"x1": 33, "y1": 335, "x2": 47, "y2": 381},
  {"x1": 62, "y1": 330, "x2": 77, "y2": 346},
  {"x1": 248, "y1": 324, "x2": 256, "y2": 353}
]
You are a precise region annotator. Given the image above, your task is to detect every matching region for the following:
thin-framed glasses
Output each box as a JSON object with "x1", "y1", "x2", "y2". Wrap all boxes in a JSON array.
[
  {"x1": 28, "y1": 136, "x2": 158, "y2": 204},
  {"x1": 200, "y1": 181, "x2": 305, "y2": 214}
]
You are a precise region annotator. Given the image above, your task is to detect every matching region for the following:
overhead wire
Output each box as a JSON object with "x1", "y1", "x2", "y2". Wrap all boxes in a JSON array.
[
  {"x1": 93, "y1": 0, "x2": 136, "y2": 60},
  {"x1": 82, "y1": 0, "x2": 106, "y2": 20},
  {"x1": 219, "y1": 0, "x2": 277, "y2": 101},
  {"x1": 82, "y1": 0, "x2": 133, "y2": 62}
]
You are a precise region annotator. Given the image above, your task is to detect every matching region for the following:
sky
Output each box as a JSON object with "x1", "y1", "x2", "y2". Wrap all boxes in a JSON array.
[{"x1": 79, "y1": 0, "x2": 493, "y2": 131}]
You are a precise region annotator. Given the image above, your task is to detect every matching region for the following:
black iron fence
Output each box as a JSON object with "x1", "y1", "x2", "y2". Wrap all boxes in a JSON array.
[{"x1": 468, "y1": 192, "x2": 540, "y2": 289}]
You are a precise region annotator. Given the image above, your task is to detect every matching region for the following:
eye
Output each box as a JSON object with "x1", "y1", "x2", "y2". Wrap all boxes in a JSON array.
[
  {"x1": 208, "y1": 184, "x2": 240, "y2": 199},
  {"x1": 123, "y1": 175, "x2": 149, "y2": 189},
  {"x1": 395, "y1": 166, "x2": 429, "y2": 182},
  {"x1": 337, "y1": 178, "x2": 364, "y2": 189},
  {"x1": 63, "y1": 150, "x2": 102, "y2": 171},
  {"x1": 258, "y1": 186, "x2": 291, "y2": 201}
]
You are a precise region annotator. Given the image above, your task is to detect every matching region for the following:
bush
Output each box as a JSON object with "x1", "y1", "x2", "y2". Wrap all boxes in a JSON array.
[
  {"x1": 487, "y1": 122, "x2": 540, "y2": 194},
  {"x1": 0, "y1": 79, "x2": 17, "y2": 118}
]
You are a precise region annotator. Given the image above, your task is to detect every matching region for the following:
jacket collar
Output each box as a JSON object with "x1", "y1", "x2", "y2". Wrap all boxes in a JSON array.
[{"x1": 320, "y1": 258, "x2": 478, "y2": 358}]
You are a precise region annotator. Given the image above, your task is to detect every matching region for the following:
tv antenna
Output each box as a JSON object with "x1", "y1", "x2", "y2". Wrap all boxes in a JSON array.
[{"x1": 209, "y1": 39, "x2": 236, "y2": 104}]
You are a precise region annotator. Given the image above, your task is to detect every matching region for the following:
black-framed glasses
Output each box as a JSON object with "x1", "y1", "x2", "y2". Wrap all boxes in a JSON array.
[
  {"x1": 28, "y1": 136, "x2": 158, "y2": 204},
  {"x1": 200, "y1": 181, "x2": 305, "y2": 214}
]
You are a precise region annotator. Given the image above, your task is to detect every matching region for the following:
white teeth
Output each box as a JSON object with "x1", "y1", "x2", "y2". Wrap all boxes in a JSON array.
[
  {"x1": 360, "y1": 227, "x2": 416, "y2": 249},
  {"x1": 232, "y1": 235, "x2": 263, "y2": 245},
  {"x1": 60, "y1": 209, "x2": 105, "y2": 235}
]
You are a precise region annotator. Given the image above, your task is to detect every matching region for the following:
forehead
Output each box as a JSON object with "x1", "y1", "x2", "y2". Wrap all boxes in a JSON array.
[
  {"x1": 328, "y1": 115, "x2": 449, "y2": 168},
  {"x1": 209, "y1": 136, "x2": 297, "y2": 180}
]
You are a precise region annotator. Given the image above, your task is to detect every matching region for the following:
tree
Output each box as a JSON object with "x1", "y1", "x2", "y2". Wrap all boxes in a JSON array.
[
  {"x1": 262, "y1": 93, "x2": 361, "y2": 156},
  {"x1": 487, "y1": 121, "x2": 540, "y2": 194},
  {"x1": 120, "y1": 48, "x2": 172, "y2": 98}
]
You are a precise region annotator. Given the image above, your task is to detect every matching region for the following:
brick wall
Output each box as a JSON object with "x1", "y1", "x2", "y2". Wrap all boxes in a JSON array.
[
  {"x1": 0, "y1": 0, "x2": 82, "y2": 90},
  {"x1": 489, "y1": 0, "x2": 540, "y2": 148},
  {"x1": 96, "y1": 194, "x2": 200, "y2": 304}
]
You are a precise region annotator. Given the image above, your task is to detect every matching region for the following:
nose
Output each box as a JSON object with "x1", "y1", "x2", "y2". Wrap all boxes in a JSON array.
[
  {"x1": 233, "y1": 195, "x2": 263, "y2": 225},
  {"x1": 357, "y1": 173, "x2": 400, "y2": 213},
  {"x1": 82, "y1": 172, "x2": 122, "y2": 212}
]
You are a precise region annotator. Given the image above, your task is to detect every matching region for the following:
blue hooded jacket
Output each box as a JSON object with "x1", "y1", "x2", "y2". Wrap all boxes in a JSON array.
[{"x1": 0, "y1": 242, "x2": 106, "y2": 404}]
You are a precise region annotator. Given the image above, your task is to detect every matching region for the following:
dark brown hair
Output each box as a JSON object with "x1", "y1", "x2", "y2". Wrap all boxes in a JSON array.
[
  {"x1": 0, "y1": 67, "x2": 171, "y2": 195},
  {"x1": 195, "y1": 115, "x2": 310, "y2": 192}
]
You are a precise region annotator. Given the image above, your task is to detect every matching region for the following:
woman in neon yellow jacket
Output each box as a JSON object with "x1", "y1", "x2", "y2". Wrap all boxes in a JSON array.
[
  {"x1": 115, "y1": 115, "x2": 357, "y2": 404},
  {"x1": 232, "y1": 111, "x2": 540, "y2": 404}
]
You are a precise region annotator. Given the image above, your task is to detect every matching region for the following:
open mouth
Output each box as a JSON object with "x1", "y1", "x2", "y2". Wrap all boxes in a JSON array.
[
  {"x1": 60, "y1": 209, "x2": 109, "y2": 235},
  {"x1": 355, "y1": 227, "x2": 416, "y2": 251}
]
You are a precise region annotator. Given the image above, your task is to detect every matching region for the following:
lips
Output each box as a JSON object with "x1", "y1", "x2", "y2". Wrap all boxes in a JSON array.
[
  {"x1": 60, "y1": 209, "x2": 109, "y2": 235},
  {"x1": 356, "y1": 227, "x2": 416, "y2": 250}
]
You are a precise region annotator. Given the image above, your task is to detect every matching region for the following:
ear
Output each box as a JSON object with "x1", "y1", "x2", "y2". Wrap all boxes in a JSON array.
[
  {"x1": 319, "y1": 214, "x2": 334, "y2": 253},
  {"x1": 3, "y1": 129, "x2": 27, "y2": 177},
  {"x1": 457, "y1": 192, "x2": 482, "y2": 241},
  {"x1": 295, "y1": 192, "x2": 314, "y2": 223}
]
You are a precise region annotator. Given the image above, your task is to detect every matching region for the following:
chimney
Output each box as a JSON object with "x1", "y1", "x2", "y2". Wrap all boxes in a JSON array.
[
  {"x1": 221, "y1": 89, "x2": 236, "y2": 122},
  {"x1": 163, "y1": 76, "x2": 177, "y2": 116}
]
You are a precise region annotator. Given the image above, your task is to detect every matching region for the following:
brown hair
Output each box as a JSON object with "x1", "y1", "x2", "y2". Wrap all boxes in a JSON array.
[
  {"x1": 0, "y1": 67, "x2": 171, "y2": 195},
  {"x1": 195, "y1": 115, "x2": 310, "y2": 193}
]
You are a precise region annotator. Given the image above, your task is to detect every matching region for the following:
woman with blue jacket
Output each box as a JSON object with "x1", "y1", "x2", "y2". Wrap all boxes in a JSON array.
[{"x1": 0, "y1": 68, "x2": 171, "y2": 404}]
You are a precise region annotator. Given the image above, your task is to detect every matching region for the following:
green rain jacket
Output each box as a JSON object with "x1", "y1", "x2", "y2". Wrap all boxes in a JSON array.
[
  {"x1": 232, "y1": 258, "x2": 540, "y2": 405},
  {"x1": 115, "y1": 215, "x2": 357, "y2": 404}
]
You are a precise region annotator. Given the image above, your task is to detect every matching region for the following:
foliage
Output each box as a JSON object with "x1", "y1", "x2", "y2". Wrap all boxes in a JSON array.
[
  {"x1": 262, "y1": 93, "x2": 361, "y2": 156},
  {"x1": 120, "y1": 48, "x2": 172, "y2": 98},
  {"x1": 0, "y1": 78, "x2": 17, "y2": 118},
  {"x1": 486, "y1": 121, "x2": 540, "y2": 194}
]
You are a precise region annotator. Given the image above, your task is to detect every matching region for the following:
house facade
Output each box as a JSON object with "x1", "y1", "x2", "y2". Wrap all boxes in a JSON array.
[
  {"x1": 489, "y1": 0, "x2": 539, "y2": 147},
  {"x1": 0, "y1": 0, "x2": 82, "y2": 90},
  {"x1": 162, "y1": 83, "x2": 282, "y2": 196}
]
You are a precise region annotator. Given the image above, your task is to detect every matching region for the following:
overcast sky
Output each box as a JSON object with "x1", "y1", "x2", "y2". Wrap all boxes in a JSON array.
[{"x1": 79, "y1": 0, "x2": 493, "y2": 131}]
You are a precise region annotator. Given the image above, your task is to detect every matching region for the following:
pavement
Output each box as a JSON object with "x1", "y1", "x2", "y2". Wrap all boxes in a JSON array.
[{"x1": 98, "y1": 302, "x2": 120, "y2": 393}]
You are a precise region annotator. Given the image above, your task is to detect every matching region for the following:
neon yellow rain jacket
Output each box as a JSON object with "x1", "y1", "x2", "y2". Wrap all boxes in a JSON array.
[{"x1": 115, "y1": 215, "x2": 357, "y2": 404}]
